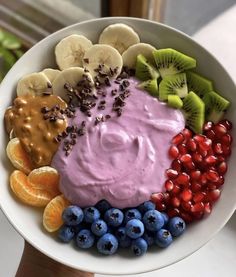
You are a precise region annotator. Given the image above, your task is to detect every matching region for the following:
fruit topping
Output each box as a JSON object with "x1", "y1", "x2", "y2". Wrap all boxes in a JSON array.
[{"x1": 135, "y1": 54, "x2": 160, "y2": 81}]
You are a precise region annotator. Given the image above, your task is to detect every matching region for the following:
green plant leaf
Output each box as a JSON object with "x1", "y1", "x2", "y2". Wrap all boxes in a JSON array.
[
  {"x1": 13, "y1": 49, "x2": 24, "y2": 59},
  {"x1": 0, "y1": 46, "x2": 17, "y2": 76}
]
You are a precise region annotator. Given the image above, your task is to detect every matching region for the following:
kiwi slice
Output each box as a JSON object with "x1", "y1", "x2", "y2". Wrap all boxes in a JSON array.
[
  {"x1": 159, "y1": 73, "x2": 188, "y2": 101},
  {"x1": 138, "y1": 79, "x2": 158, "y2": 96},
  {"x1": 153, "y1": 48, "x2": 196, "y2": 78},
  {"x1": 202, "y1": 91, "x2": 230, "y2": 123},
  {"x1": 186, "y1": 71, "x2": 213, "y2": 98},
  {"x1": 167, "y1": 95, "x2": 183, "y2": 109},
  {"x1": 135, "y1": 54, "x2": 160, "y2": 81},
  {"x1": 182, "y1": 91, "x2": 205, "y2": 134}
]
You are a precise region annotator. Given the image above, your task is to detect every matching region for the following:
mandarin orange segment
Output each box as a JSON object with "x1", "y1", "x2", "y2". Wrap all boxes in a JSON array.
[
  {"x1": 10, "y1": 170, "x2": 58, "y2": 207},
  {"x1": 28, "y1": 166, "x2": 60, "y2": 196},
  {"x1": 6, "y1": 138, "x2": 33, "y2": 174},
  {"x1": 43, "y1": 195, "x2": 70, "y2": 232}
]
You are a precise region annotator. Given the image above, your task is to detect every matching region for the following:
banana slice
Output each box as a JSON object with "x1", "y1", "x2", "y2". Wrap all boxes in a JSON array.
[
  {"x1": 52, "y1": 67, "x2": 94, "y2": 101},
  {"x1": 42, "y1": 68, "x2": 61, "y2": 83},
  {"x1": 55, "y1": 35, "x2": 93, "y2": 70},
  {"x1": 122, "y1": 43, "x2": 156, "y2": 69},
  {"x1": 98, "y1": 23, "x2": 140, "y2": 54},
  {"x1": 17, "y1": 72, "x2": 51, "y2": 96},
  {"x1": 82, "y1": 44, "x2": 123, "y2": 79}
]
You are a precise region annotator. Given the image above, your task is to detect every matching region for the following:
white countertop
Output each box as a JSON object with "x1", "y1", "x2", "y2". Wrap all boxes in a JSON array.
[{"x1": 1, "y1": 4, "x2": 236, "y2": 277}]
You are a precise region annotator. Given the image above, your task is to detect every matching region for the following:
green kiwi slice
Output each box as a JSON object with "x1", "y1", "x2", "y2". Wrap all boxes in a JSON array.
[
  {"x1": 153, "y1": 48, "x2": 196, "y2": 78},
  {"x1": 186, "y1": 71, "x2": 213, "y2": 98},
  {"x1": 159, "y1": 73, "x2": 188, "y2": 101},
  {"x1": 135, "y1": 54, "x2": 160, "y2": 81},
  {"x1": 138, "y1": 79, "x2": 158, "y2": 96},
  {"x1": 167, "y1": 95, "x2": 183, "y2": 109},
  {"x1": 182, "y1": 91, "x2": 205, "y2": 134},
  {"x1": 202, "y1": 91, "x2": 230, "y2": 123}
]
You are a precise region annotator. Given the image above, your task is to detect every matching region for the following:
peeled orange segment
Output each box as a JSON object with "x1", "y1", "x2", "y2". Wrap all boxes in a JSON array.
[
  {"x1": 10, "y1": 170, "x2": 58, "y2": 207},
  {"x1": 28, "y1": 166, "x2": 60, "y2": 196},
  {"x1": 43, "y1": 195, "x2": 70, "y2": 232},
  {"x1": 6, "y1": 138, "x2": 33, "y2": 174}
]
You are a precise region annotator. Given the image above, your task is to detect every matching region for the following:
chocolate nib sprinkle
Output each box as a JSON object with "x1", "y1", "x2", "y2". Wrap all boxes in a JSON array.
[{"x1": 83, "y1": 58, "x2": 89, "y2": 64}]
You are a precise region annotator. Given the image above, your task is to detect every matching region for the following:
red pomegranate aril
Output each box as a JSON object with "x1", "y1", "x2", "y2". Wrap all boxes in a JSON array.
[
  {"x1": 217, "y1": 161, "x2": 227, "y2": 175},
  {"x1": 207, "y1": 189, "x2": 221, "y2": 202},
  {"x1": 191, "y1": 181, "x2": 202, "y2": 192},
  {"x1": 184, "y1": 161, "x2": 195, "y2": 170},
  {"x1": 167, "y1": 208, "x2": 180, "y2": 218},
  {"x1": 194, "y1": 134, "x2": 206, "y2": 143},
  {"x1": 190, "y1": 170, "x2": 201, "y2": 181},
  {"x1": 171, "y1": 159, "x2": 182, "y2": 172},
  {"x1": 192, "y1": 153, "x2": 203, "y2": 163},
  {"x1": 181, "y1": 189, "x2": 193, "y2": 202},
  {"x1": 163, "y1": 192, "x2": 170, "y2": 204},
  {"x1": 156, "y1": 202, "x2": 166, "y2": 211},
  {"x1": 198, "y1": 138, "x2": 212, "y2": 151},
  {"x1": 178, "y1": 143, "x2": 188, "y2": 155},
  {"x1": 214, "y1": 124, "x2": 227, "y2": 138},
  {"x1": 186, "y1": 139, "x2": 197, "y2": 152},
  {"x1": 172, "y1": 133, "x2": 184, "y2": 145},
  {"x1": 201, "y1": 173, "x2": 208, "y2": 185},
  {"x1": 180, "y1": 153, "x2": 192, "y2": 163},
  {"x1": 169, "y1": 145, "x2": 179, "y2": 159},
  {"x1": 222, "y1": 145, "x2": 231, "y2": 157},
  {"x1": 180, "y1": 212, "x2": 193, "y2": 223},
  {"x1": 213, "y1": 143, "x2": 223, "y2": 154},
  {"x1": 193, "y1": 192, "x2": 206, "y2": 203},
  {"x1": 205, "y1": 155, "x2": 218, "y2": 166},
  {"x1": 171, "y1": 184, "x2": 181, "y2": 195},
  {"x1": 217, "y1": 155, "x2": 225, "y2": 162},
  {"x1": 166, "y1": 168, "x2": 178, "y2": 179},
  {"x1": 181, "y1": 200, "x2": 193, "y2": 212},
  {"x1": 219, "y1": 119, "x2": 232, "y2": 131},
  {"x1": 171, "y1": 196, "x2": 181, "y2": 207},
  {"x1": 191, "y1": 202, "x2": 204, "y2": 213},
  {"x1": 221, "y1": 134, "x2": 232, "y2": 146},
  {"x1": 206, "y1": 169, "x2": 219, "y2": 182},
  {"x1": 151, "y1": 192, "x2": 164, "y2": 203},
  {"x1": 182, "y1": 128, "x2": 193, "y2": 141},
  {"x1": 214, "y1": 175, "x2": 224, "y2": 188},
  {"x1": 193, "y1": 211, "x2": 204, "y2": 220},
  {"x1": 207, "y1": 183, "x2": 217, "y2": 190},
  {"x1": 205, "y1": 129, "x2": 216, "y2": 140},
  {"x1": 203, "y1": 121, "x2": 213, "y2": 131},
  {"x1": 204, "y1": 202, "x2": 212, "y2": 214},
  {"x1": 198, "y1": 147, "x2": 208, "y2": 157},
  {"x1": 176, "y1": 172, "x2": 190, "y2": 186},
  {"x1": 165, "y1": 180, "x2": 174, "y2": 191}
]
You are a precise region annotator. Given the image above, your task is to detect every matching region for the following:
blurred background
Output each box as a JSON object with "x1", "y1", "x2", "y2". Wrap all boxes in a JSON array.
[{"x1": 0, "y1": 0, "x2": 235, "y2": 81}]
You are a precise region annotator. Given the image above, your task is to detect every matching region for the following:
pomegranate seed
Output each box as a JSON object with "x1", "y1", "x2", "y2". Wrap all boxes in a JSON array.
[
  {"x1": 217, "y1": 155, "x2": 225, "y2": 162},
  {"x1": 171, "y1": 159, "x2": 182, "y2": 172},
  {"x1": 191, "y1": 202, "x2": 204, "y2": 213},
  {"x1": 214, "y1": 124, "x2": 227, "y2": 138},
  {"x1": 163, "y1": 192, "x2": 170, "y2": 204},
  {"x1": 180, "y1": 153, "x2": 192, "y2": 163},
  {"x1": 151, "y1": 192, "x2": 164, "y2": 203},
  {"x1": 222, "y1": 145, "x2": 231, "y2": 157},
  {"x1": 181, "y1": 189, "x2": 193, "y2": 201},
  {"x1": 192, "y1": 153, "x2": 203, "y2": 163},
  {"x1": 181, "y1": 201, "x2": 193, "y2": 211},
  {"x1": 186, "y1": 139, "x2": 197, "y2": 152},
  {"x1": 180, "y1": 212, "x2": 193, "y2": 223},
  {"x1": 206, "y1": 169, "x2": 219, "y2": 182},
  {"x1": 190, "y1": 170, "x2": 201, "y2": 181},
  {"x1": 213, "y1": 143, "x2": 223, "y2": 154},
  {"x1": 219, "y1": 119, "x2": 232, "y2": 131},
  {"x1": 217, "y1": 161, "x2": 227, "y2": 175},
  {"x1": 171, "y1": 184, "x2": 181, "y2": 195},
  {"x1": 185, "y1": 162, "x2": 196, "y2": 171},
  {"x1": 194, "y1": 134, "x2": 206, "y2": 143},
  {"x1": 205, "y1": 155, "x2": 218, "y2": 166},
  {"x1": 214, "y1": 175, "x2": 224, "y2": 188},
  {"x1": 172, "y1": 133, "x2": 184, "y2": 145},
  {"x1": 203, "y1": 121, "x2": 213, "y2": 131},
  {"x1": 207, "y1": 183, "x2": 217, "y2": 190},
  {"x1": 178, "y1": 143, "x2": 188, "y2": 155},
  {"x1": 156, "y1": 202, "x2": 166, "y2": 211},
  {"x1": 171, "y1": 197, "x2": 181, "y2": 207},
  {"x1": 191, "y1": 181, "x2": 202, "y2": 192},
  {"x1": 205, "y1": 129, "x2": 215, "y2": 140},
  {"x1": 176, "y1": 172, "x2": 190, "y2": 186},
  {"x1": 166, "y1": 169, "x2": 178, "y2": 179},
  {"x1": 193, "y1": 192, "x2": 206, "y2": 203},
  {"x1": 221, "y1": 134, "x2": 232, "y2": 146},
  {"x1": 204, "y1": 202, "x2": 212, "y2": 214},
  {"x1": 193, "y1": 211, "x2": 204, "y2": 220},
  {"x1": 167, "y1": 208, "x2": 180, "y2": 217},
  {"x1": 198, "y1": 138, "x2": 212, "y2": 151},
  {"x1": 200, "y1": 173, "x2": 208, "y2": 185},
  {"x1": 198, "y1": 147, "x2": 208, "y2": 157},
  {"x1": 165, "y1": 180, "x2": 174, "y2": 191},
  {"x1": 168, "y1": 145, "x2": 179, "y2": 159},
  {"x1": 207, "y1": 189, "x2": 221, "y2": 202},
  {"x1": 182, "y1": 128, "x2": 193, "y2": 141}
]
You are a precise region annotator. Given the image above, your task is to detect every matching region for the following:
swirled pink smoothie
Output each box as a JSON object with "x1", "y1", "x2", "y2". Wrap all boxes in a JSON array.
[{"x1": 51, "y1": 78, "x2": 185, "y2": 208}]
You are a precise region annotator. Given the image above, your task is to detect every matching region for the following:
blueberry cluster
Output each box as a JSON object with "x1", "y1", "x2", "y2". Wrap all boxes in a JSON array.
[{"x1": 58, "y1": 200, "x2": 186, "y2": 256}]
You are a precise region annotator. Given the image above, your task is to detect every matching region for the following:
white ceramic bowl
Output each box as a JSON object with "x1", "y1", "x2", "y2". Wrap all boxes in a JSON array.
[{"x1": 0, "y1": 17, "x2": 236, "y2": 275}]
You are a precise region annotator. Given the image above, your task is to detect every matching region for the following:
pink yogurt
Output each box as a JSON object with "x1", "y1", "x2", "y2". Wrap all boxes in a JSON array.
[{"x1": 51, "y1": 78, "x2": 185, "y2": 208}]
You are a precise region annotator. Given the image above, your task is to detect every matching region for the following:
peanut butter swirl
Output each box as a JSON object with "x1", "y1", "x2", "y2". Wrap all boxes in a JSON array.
[{"x1": 5, "y1": 95, "x2": 67, "y2": 167}]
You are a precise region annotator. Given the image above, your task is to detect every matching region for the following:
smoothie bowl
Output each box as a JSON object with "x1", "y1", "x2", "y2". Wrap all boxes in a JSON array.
[{"x1": 0, "y1": 17, "x2": 236, "y2": 275}]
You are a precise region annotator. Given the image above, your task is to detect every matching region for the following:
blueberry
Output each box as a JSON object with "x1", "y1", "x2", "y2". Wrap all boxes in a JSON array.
[
  {"x1": 138, "y1": 201, "x2": 155, "y2": 214},
  {"x1": 143, "y1": 210, "x2": 164, "y2": 232},
  {"x1": 97, "y1": 233, "x2": 118, "y2": 255},
  {"x1": 91, "y1": 219, "x2": 108, "y2": 237},
  {"x1": 104, "y1": 208, "x2": 124, "y2": 227},
  {"x1": 58, "y1": 225, "x2": 75, "y2": 242},
  {"x1": 95, "y1": 199, "x2": 111, "y2": 214},
  {"x1": 115, "y1": 227, "x2": 131, "y2": 248},
  {"x1": 155, "y1": 229, "x2": 173, "y2": 248},
  {"x1": 131, "y1": 238, "x2": 148, "y2": 256},
  {"x1": 125, "y1": 219, "x2": 144, "y2": 239},
  {"x1": 76, "y1": 229, "x2": 95, "y2": 249},
  {"x1": 142, "y1": 231, "x2": 155, "y2": 246},
  {"x1": 161, "y1": 212, "x2": 169, "y2": 226},
  {"x1": 124, "y1": 209, "x2": 142, "y2": 224},
  {"x1": 62, "y1": 205, "x2": 84, "y2": 226},
  {"x1": 83, "y1": 207, "x2": 100, "y2": 223},
  {"x1": 167, "y1": 217, "x2": 186, "y2": 237}
]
